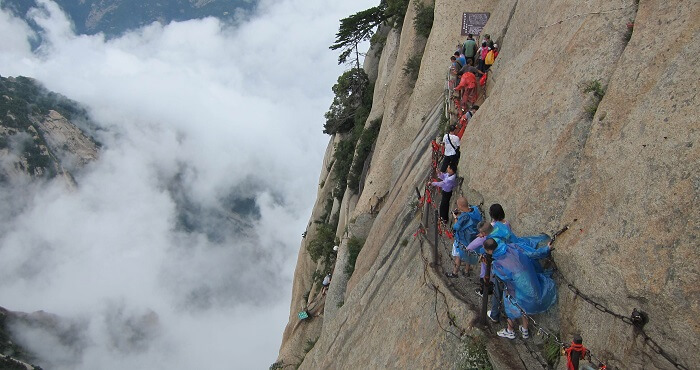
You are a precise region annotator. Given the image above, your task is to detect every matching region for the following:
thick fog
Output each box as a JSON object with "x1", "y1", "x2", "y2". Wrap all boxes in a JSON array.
[{"x1": 0, "y1": 0, "x2": 375, "y2": 368}]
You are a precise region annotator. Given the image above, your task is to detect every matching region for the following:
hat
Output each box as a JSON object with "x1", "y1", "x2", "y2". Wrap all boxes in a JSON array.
[
  {"x1": 494, "y1": 43, "x2": 498, "y2": 48},
  {"x1": 333, "y1": 245, "x2": 339, "y2": 251}
]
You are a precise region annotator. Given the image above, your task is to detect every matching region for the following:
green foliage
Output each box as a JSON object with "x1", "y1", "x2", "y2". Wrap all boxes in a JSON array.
[
  {"x1": 329, "y1": 0, "x2": 411, "y2": 65},
  {"x1": 0, "y1": 75, "x2": 95, "y2": 178},
  {"x1": 269, "y1": 361, "x2": 285, "y2": 370},
  {"x1": 403, "y1": 53, "x2": 423, "y2": 86},
  {"x1": 331, "y1": 139, "x2": 356, "y2": 198},
  {"x1": 336, "y1": 300, "x2": 344, "y2": 308},
  {"x1": 582, "y1": 79, "x2": 606, "y2": 119},
  {"x1": 347, "y1": 119, "x2": 381, "y2": 193},
  {"x1": 455, "y1": 336, "x2": 493, "y2": 370},
  {"x1": 370, "y1": 32, "x2": 388, "y2": 56},
  {"x1": 543, "y1": 335, "x2": 561, "y2": 368},
  {"x1": 438, "y1": 112, "x2": 449, "y2": 136},
  {"x1": 306, "y1": 224, "x2": 337, "y2": 267},
  {"x1": 385, "y1": 0, "x2": 411, "y2": 29},
  {"x1": 324, "y1": 68, "x2": 371, "y2": 135},
  {"x1": 330, "y1": 6, "x2": 388, "y2": 65},
  {"x1": 345, "y1": 237, "x2": 365, "y2": 277},
  {"x1": 413, "y1": 1, "x2": 434, "y2": 38},
  {"x1": 303, "y1": 337, "x2": 319, "y2": 354},
  {"x1": 401, "y1": 238, "x2": 409, "y2": 246}
]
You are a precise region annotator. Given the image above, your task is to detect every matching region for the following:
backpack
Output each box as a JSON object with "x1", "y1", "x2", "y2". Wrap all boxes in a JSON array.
[{"x1": 485, "y1": 50, "x2": 495, "y2": 65}]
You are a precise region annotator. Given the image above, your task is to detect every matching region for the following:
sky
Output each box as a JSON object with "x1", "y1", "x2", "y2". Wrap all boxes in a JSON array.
[{"x1": 0, "y1": 0, "x2": 376, "y2": 368}]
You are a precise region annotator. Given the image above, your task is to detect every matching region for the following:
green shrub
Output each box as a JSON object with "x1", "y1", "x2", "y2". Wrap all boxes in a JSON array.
[
  {"x1": 345, "y1": 237, "x2": 365, "y2": 277},
  {"x1": 543, "y1": 335, "x2": 561, "y2": 368},
  {"x1": 303, "y1": 337, "x2": 319, "y2": 354},
  {"x1": 306, "y1": 224, "x2": 336, "y2": 265},
  {"x1": 401, "y1": 239, "x2": 408, "y2": 246},
  {"x1": 370, "y1": 32, "x2": 387, "y2": 56},
  {"x1": 347, "y1": 119, "x2": 381, "y2": 192},
  {"x1": 582, "y1": 79, "x2": 606, "y2": 119},
  {"x1": 331, "y1": 139, "x2": 356, "y2": 199},
  {"x1": 403, "y1": 54, "x2": 423, "y2": 86},
  {"x1": 385, "y1": 0, "x2": 410, "y2": 29},
  {"x1": 455, "y1": 336, "x2": 493, "y2": 370},
  {"x1": 324, "y1": 68, "x2": 371, "y2": 135},
  {"x1": 413, "y1": 1, "x2": 434, "y2": 38}
]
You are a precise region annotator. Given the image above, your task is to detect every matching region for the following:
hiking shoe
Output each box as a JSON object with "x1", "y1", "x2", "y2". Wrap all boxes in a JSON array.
[
  {"x1": 486, "y1": 310, "x2": 499, "y2": 323},
  {"x1": 445, "y1": 272, "x2": 458, "y2": 278},
  {"x1": 497, "y1": 328, "x2": 515, "y2": 339},
  {"x1": 519, "y1": 326, "x2": 529, "y2": 339},
  {"x1": 475, "y1": 288, "x2": 483, "y2": 297}
]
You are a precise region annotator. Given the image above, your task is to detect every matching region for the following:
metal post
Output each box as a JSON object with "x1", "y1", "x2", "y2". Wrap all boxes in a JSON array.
[{"x1": 481, "y1": 253, "x2": 493, "y2": 325}]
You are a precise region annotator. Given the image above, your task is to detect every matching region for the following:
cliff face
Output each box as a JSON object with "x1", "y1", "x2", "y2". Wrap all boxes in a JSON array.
[
  {"x1": 0, "y1": 76, "x2": 98, "y2": 187},
  {"x1": 278, "y1": 0, "x2": 698, "y2": 368}
]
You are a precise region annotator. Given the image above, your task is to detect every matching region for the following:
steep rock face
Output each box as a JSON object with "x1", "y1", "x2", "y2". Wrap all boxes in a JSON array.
[
  {"x1": 462, "y1": 0, "x2": 698, "y2": 368},
  {"x1": 0, "y1": 76, "x2": 99, "y2": 185},
  {"x1": 279, "y1": 0, "x2": 698, "y2": 368}
]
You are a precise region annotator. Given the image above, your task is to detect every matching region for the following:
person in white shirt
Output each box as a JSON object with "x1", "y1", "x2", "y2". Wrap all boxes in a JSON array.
[
  {"x1": 321, "y1": 273, "x2": 331, "y2": 295},
  {"x1": 441, "y1": 125, "x2": 461, "y2": 172}
]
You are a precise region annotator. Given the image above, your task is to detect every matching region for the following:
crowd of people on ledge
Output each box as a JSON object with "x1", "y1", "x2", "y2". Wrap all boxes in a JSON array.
[
  {"x1": 428, "y1": 32, "x2": 557, "y2": 342},
  {"x1": 449, "y1": 33, "x2": 498, "y2": 112}
]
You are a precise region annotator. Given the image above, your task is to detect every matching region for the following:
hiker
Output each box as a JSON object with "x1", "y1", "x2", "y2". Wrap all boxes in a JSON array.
[
  {"x1": 465, "y1": 105, "x2": 479, "y2": 123},
  {"x1": 449, "y1": 55, "x2": 463, "y2": 90},
  {"x1": 428, "y1": 164, "x2": 457, "y2": 223},
  {"x1": 482, "y1": 238, "x2": 558, "y2": 340},
  {"x1": 454, "y1": 63, "x2": 479, "y2": 109},
  {"x1": 477, "y1": 42, "x2": 489, "y2": 72},
  {"x1": 484, "y1": 45, "x2": 496, "y2": 71},
  {"x1": 463, "y1": 33, "x2": 478, "y2": 64},
  {"x1": 466, "y1": 221, "x2": 496, "y2": 301},
  {"x1": 489, "y1": 203, "x2": 551, "y2": 260},
  {"x1": 320, "y1": 273, "x2": 331, "y2": 295},
  {"x1": 441, "y1": 125, "x2": 460, "y2": 173},
  {"x1": 447, "y1": 197, "x2": 482, "y2": 278},
  {"x1": 565, "y1": 334, "x2": 589, "y2": 370},
  {"x1": 454, "y1": 51, "x2": 467, "y2": 69}
]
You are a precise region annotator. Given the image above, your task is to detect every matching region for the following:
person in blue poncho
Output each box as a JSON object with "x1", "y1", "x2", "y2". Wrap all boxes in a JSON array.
[
  {"x1": 446, "y1": 197, "x2": 482, "y2": 277},
  {"x1": 482, "y1": 238, "x2": 558, "y2": 340}
]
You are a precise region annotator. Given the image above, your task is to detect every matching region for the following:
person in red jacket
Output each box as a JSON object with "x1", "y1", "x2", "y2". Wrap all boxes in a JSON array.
[{"x1": 454, "y1": 65, "x2": 479, "y2": 110}]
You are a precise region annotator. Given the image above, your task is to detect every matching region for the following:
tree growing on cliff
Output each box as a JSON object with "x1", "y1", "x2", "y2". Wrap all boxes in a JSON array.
[
  {"x1": 329, "y1": 0, "x2": 411, "y2": 66},
  {"x1": 323, "y1": 68, "x2": 371, "y2": 135},
  {"x1": 330, "y1": 6, "x2": 386, "y2": 67}
]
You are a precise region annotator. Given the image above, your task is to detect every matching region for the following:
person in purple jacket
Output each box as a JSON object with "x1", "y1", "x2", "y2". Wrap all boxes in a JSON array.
[{"x1": 428, "y1": 164, "x2": 457, "y2": 223}]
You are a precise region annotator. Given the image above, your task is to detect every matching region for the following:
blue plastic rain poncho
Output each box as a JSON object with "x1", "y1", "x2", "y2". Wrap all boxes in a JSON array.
[
  {"x1": 490, "y1": 242, "x2": 558, "y2": 319},
  {"x1": 453, "y1": 206, "x2": 482, "y2": 264},
  {"x1": 490, "y1": 222, "x2": 551, "y2": 260},
  {"x1": 453, "y1": 206, "x2": 482, "y2": 246}
]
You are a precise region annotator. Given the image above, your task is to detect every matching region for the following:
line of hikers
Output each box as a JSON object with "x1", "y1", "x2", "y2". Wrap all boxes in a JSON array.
[
  {"x1": 449, "y1": 33, "x2": 498, "y2": 112},
  {"x1": 428, "y1": 32, "x2": 556, "y2": 342}
]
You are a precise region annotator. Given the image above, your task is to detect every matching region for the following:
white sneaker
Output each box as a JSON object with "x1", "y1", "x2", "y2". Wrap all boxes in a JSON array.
[
  {"x1": 486, "y1": 310, "x2": 498, "y2": 322},
  {"x1": 497, "y1": 328, "x2": 515, "y2": 339},
  {"x1": 519, "y1": 325, "x2": 529, "y2": 339}
]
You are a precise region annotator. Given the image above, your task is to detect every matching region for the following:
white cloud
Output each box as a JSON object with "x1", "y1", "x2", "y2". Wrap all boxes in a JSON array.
[{"x1": 0, "y1": 0, "x2": 377, "y2": 368}]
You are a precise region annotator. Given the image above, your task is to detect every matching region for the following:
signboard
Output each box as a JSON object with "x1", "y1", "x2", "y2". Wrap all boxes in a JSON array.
[{"x1": 461, "y1": 12, "x2": 490, "y2": 36}]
